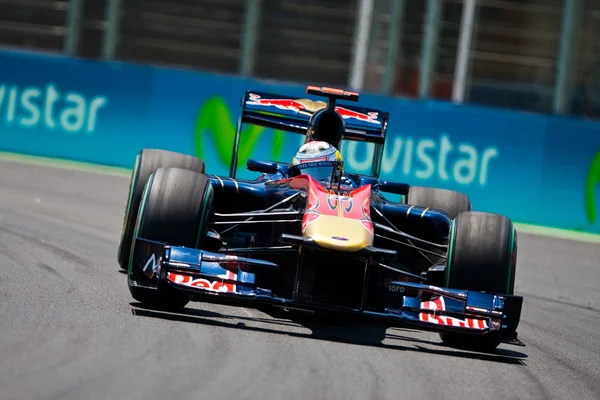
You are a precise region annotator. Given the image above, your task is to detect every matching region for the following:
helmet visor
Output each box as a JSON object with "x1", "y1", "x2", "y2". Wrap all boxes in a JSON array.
[{"x1": 291, "y1": 161, "x2": 336, "y2": 181}]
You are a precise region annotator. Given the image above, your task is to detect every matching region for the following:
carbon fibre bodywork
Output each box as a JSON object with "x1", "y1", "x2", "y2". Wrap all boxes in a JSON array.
[
  {"x1": 127, "y1": 85, "x2": 523, "y2": 343},
  {"x1": 128, "y1": 167, "x2": 523, "y2": 338}
]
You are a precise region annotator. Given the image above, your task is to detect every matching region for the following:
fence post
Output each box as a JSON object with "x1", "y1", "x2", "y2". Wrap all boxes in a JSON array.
[
  {"x1": 419, "y1": 0, "x2": 442, "y2": 98},
  {"x1": 63, "y1": 0, "x2": 83, "y2": 55},
  {"x1": 553, "y1": 0, "x2": 583, "y2": 114},
  {"x1": 349, "y1": 0, "x2": 374, "y2": 91},
  {"x1": 381, "y1": 0, "x2": 406, "y2": 95},
  {"x1": 102, "y1": 0, "x2": 121, "y2": 60},
  {"x1": 452, "y1": 0, "x2": 478, "y2": 104},
  {"x1": 239, "y1": 0, "x2": 262, "y2": 77}
]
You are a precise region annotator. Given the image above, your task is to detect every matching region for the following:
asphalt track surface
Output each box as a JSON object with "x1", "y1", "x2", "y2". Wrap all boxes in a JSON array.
[{"x1": 1, "y1": 158, "x2": 599, "y2": 400}]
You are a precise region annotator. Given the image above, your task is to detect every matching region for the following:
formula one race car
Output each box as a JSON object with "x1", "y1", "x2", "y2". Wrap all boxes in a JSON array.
[{"x1": 118, "y1": 85, "x2": 523, "y2": 351}]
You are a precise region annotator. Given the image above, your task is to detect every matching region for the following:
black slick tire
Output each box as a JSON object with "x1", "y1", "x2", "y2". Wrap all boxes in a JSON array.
[
  {"x1": 118, "y1": 149, "x2": 205, "y2": 270},
  {"x1": 128, "y1": 167, "x2": 214, "y2": 310},
  {"x1": 405, "y1": 186, "x2": 472, "y2": 268},
  {"x1": 440, "y1": 211, "x2": 518, "y2": 352},
  {"x1": 406, "y1": 186, "x2": 472, "y2": 220}
]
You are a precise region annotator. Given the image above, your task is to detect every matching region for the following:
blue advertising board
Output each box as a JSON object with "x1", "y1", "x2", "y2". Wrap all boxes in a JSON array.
[{"x1": 1, "y1": 49, "x2": 600, "y2": 233}]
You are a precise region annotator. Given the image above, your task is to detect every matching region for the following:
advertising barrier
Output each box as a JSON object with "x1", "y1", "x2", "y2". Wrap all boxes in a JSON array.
[{"x1": 1, "y1": 49, "x2": 600, "y2": 233}]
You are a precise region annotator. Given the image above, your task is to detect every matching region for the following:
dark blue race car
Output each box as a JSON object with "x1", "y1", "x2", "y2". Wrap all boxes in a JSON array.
[{"x1": 118, "y1": 86, "x2": 523, "y2": 352}]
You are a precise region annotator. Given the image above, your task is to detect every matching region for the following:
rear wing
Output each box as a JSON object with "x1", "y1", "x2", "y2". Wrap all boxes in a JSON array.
[
  {"x1": 241, "y1": 90, "x2": 388, "y2": 144},
  {"x1": 231, "y1": 86, "x2": 390, "y2": 177}
]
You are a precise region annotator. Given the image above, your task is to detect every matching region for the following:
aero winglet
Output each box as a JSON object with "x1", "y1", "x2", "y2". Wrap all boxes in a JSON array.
[{"x1": 306, "y1": 86, "x2": 359, "y2": 103}]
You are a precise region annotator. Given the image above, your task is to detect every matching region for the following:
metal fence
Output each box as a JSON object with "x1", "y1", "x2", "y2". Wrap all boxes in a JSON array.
[{"x1": 1, "y1": 0, "x2": 598, "y2": 119}]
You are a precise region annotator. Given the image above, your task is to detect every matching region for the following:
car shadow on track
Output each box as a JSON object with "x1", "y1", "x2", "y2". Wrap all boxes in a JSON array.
[{"x1": 130, "y1": 302, "x2": 528, "y2": 366}]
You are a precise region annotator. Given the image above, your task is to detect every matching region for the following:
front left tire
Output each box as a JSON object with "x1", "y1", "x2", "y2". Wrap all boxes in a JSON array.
[{"x1": 440, "y1": 211, "x2": 518, "y2": 351}]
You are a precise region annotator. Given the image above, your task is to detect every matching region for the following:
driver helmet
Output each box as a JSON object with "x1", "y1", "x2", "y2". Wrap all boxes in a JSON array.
[
  {"x1": 292, "y1": 141, "x2": 342, "y2": 165},
  {"x1": 291, "y1": 141, "x2": 343, "y2": 181}
]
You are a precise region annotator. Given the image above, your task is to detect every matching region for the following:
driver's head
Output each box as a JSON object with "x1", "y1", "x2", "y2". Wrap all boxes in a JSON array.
[
  {"x1": 291, "y1": 141, "x2": 343, "y2": 181},
  {"x1": 292, "y1": 141, "x2": 342, "y2": 166}
]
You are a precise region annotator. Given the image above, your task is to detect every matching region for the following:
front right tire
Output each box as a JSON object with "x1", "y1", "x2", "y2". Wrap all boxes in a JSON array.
[
  {"x1": 128, "y1": 167, "x2": 214, "y2": 310},
  {"x1": 118, "y1": 149, "x2": 205, "y2": 270}
]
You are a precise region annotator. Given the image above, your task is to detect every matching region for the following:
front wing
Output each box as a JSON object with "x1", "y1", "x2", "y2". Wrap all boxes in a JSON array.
[{"x1": 129, "y1": 239, "x2": 523, "y2": 336}]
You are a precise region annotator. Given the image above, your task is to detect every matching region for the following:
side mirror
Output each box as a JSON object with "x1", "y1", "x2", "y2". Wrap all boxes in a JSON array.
[
  {"x1": 379, "y1": 180, "x2": 410, "y2": 196},
  {"x1": 246, "y1": 159, "x2": 279, "y2": 174}
]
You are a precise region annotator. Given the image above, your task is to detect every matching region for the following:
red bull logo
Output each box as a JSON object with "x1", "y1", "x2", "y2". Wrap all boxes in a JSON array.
[
  {"x1": 247, "y1": 93, "x2": 380, "y2": 125},
  {"x1": 335, "y1": 106, "x2": 380, "y2": 124},
  {"x1": 247, "y1": 93, "x2": 307, "y2": 112}
]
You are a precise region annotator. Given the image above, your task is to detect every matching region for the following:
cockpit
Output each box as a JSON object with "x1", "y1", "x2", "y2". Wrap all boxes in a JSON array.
[
  {"x1": 289, "y1": 160, "x2": 337, "y2": 181},
  {"x1": 288, "y1": 160, "x2": 357, "y2": 188}
]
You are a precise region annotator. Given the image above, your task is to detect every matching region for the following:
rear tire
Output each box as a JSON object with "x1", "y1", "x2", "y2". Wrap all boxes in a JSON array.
[
  {"x1": 440, "y1": 211, "x2": 517, "y2": 352},
  {"x1": 406, "y1": 186, "x2": 471, "y2": 220},
  {"x1": 128, "y1": 167, "x2": 214, "y2": 310},
  {"x1": 405, "y1": 186, "x2": 472, "y2": 269},
  {"x1": 118, "y1": 149, "x2": 205, "y2": 270}
]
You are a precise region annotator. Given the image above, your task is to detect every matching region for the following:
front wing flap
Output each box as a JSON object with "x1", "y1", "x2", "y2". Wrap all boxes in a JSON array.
[
  {"x1": 130, "y1": 239, "x2": 522, "y2": 336},
  {"x1": 381, "y1": 281, "x2": 522, "y2": 335}
]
